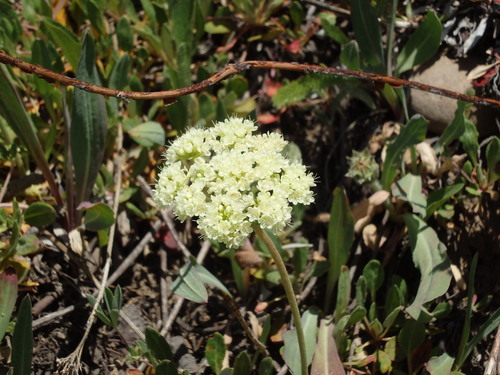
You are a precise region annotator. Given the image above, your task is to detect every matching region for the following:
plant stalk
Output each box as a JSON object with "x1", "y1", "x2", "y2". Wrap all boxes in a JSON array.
[{"x1": 253, "y1": 224, "x2": 308, "y2": 375}]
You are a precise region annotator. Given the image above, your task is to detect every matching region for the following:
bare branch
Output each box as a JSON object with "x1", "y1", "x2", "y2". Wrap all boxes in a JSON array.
[{"x1": 1, "y1": 50, "x2": 499, "y2": 107}]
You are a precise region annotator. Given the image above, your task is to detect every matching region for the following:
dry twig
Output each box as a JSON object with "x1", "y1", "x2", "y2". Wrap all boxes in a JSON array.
[{"x1": 1, "y1": 51, "x2": 499, "y2": 108}]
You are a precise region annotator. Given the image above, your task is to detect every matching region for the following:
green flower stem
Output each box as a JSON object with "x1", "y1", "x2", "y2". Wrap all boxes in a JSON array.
[{"x1": 253, "y1": 224, "x2": 308, "y2": 375}]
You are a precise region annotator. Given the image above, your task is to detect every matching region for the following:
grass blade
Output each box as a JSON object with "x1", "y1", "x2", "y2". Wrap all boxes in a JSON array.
[{"x1": 12, "y1": 295, "x2": 33, "y2": 375}]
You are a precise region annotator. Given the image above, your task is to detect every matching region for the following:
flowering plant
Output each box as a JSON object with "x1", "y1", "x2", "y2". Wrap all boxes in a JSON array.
[{"x1": 154, "y1": 117, "x2": 315, "y2": 249}]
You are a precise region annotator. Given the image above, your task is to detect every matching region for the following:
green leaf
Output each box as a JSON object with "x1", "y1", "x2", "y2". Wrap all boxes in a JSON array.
[
  {"x1": 356, "y1": 275, "x2": 367, "y2": 306},
  {"x1": 404, "y1": 214, "x2": 451, "y2": 320},
  {"x1": 437, "y1": 101, "x2": 467, "y2": 150},
  {"x1": 363, "y1": 259, "x2": 384, "y2": 302},
  {"x1": 127, "y1": 121, "x2": 165, "y2": 148},
  {"x1": 272, "y1": 74, "x2": 340, "y2": 108},
  {"x1": 145, "y1": 327, "x2": 173, "y2": 362},
  {"x1": 117, "y1": 16, "x2": 134, "y2": 51},
  {"x1": 170, "y1": 258, "x2": 208, "y2": 303},
  {"x1": 258, "y1": 357, "x2": 275, "y2": 375},
  {"x1": 81, "y1": 202, "x2": 115, "y2": 231},
  {"x1": 311, "y1": 319, "x2": 346, "y2": 375},
  {"x1": 381, "y1": 115, "x2": 428, "y2": 189},
  {"x1": 319, "y1": 12, "x2": 348, "y2": 44},
  {"x1": 156, "y1": 360, "x2": 178, "y2": 375},
  {"x1": 283, "y1": 307, "x2": 319, "y2": 375},
  {"x1": 395, "y1": 11, "x2": 441, "y2": 76},
  {"x1": 0, "y1": 65, "x2": 60, "y2": 205},
  {"x1": 340, "y1": 41, "x2": 360, "y2": 71},
  {"x1": 0, "y1": 267, "x2": 18, "y2": 342},
  {"x1": 233, "y1": 351, "x2": 252, "y2": 375},
  {"x1": 398, "y1": 319, "x2": 425, "y2": 359},
  {"x1": 335, "y1": 266, "x2": 351, "y2": 322},
  {"x1": 42, "y1": 18, "x2": 80, "y2": 70},
  {"x1": 24, "y1": 202, "x2": 57, "y2": 228},
  {"x1": 109, "y1": 53, "x2": 131, "y2": 91},
  {"x1": 459, "y1": 119, "x2": 479, "y2": 166},
  {"x1": 462, "y1": 307, "x2": 500, "y2": 367},
  {"x1": 325, "y1": 188, "x2": 354, "y2": 312},
  {"x1": 426, "y1": 183, "x2": 464, "y2": 218},
  {"x1": 71, "y1": 33, "x2": 108, "y2": 206},
  {"x1": 486, "y1": 137, "x2": 500, "y2": 184},
  {"x1": 427, "y1": 353, "x2": 454, "y2": 375},
  {"x1": 392, "y1": 174, "x2": 427, "y2": 216},
  {"x1": 171, "y1": 0, "x2": 194, "y2": 53},
  {"x1": 12, "y1": 295, "x2": 32, "y2": 375},
  {"x1": 350, "y1": 0, "x2": 384, "y2": 70},
  {"x1": 15, "y1": 234, "x2": 39, "y2": 256},
  {"x1": 205, "y1": 332, "x2": 226, "y2": 375}
]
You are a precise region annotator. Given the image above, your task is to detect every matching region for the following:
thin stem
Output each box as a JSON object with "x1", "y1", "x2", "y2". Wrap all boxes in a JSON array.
[{"x1": 253, "y1": 224, "x2": 308, "y2": 375}]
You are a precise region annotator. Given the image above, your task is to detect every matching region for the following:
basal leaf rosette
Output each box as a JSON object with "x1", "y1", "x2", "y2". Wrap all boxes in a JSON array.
[{"x1": 154, "y1": 117, "x2": 315, "y2": 249}]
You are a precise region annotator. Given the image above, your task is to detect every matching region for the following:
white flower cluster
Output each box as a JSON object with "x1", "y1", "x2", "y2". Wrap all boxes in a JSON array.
[{"x1": 154, "y1": 117, "x2": 315, "y2": 249}]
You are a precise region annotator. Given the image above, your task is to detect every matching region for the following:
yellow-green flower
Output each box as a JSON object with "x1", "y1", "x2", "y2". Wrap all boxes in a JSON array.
[{"x1": 154, "y1": 117, "x2": 315, "y2": 248}]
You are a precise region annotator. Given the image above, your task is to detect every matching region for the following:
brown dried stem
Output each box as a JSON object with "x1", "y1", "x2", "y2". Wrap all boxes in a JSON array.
[{"x1": 1, "y1": 50, "x2": 499, "y2": 107}]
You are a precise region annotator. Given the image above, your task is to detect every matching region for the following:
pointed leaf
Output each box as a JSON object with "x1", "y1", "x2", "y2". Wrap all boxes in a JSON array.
[
  {"x1": 398, "y1": 319, "x2": 425, "y2": 359},
  {"x1": 404, "y1": 214, "x2": 451, "y2": 320},
  {"x1": 233, "y1": 351, "x2": 252, "y2": 375},
  {"x1": 426, "y1": 183, "x2": 464, "y2": 218},
  {"x1": 145, "y1": 327, "x2": 173, "y2": 362},
  {"x1": 12, "y1": 295, "x2": 32, "y2": 375},
  {"x1": 395, "y1": 11, "x2": 441, "y2": 76},
  {"x1": 0, "y1": 267, "x2": 18, "y2": 342},
  {"x1": 156, "y1": 360, "x2": 178, "y2": 375},
  {"x1": 381, "y1": 115, "x2": 428, "y2": 189},
  {"x1": 486, "y1": 137, "x2": 500, "y2": 184},
  {"x1": 42, "y1": 18, "x2": 80, "y2": 70},
  {"x1": 71, "y1": 33, "x2": 108, "y2": 206},
  {"x1": 350, "y1": 0, "x2": 384, "y2": 70},
  {"x1": 170, "y1": 259, "x2": 208, "y2": 303},
  {"x1": 325, "y1": 187, "x2": 354, "y2": 312},
  {"x1": 258, "y1": 357, "x2": 275, "y2": 375}
]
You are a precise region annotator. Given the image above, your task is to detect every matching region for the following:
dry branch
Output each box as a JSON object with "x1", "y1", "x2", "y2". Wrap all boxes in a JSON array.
[{"x1": 1, "y1": 50, "x2": 499, "y2": 107}]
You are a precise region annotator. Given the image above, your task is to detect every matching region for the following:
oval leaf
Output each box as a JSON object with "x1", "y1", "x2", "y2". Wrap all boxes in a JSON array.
[
  {"x1": 82, "y1": 202, "x2": 115, "y2": 231},
  {"x1": 24, "y1": 202, "x2": 56, "y2": 228},
  {"x1": 205, "y1": 332, "x2": 226, "y2": 375},
  {"x1": 128, "y1": 121, "x2": 165, "y2": 147}
]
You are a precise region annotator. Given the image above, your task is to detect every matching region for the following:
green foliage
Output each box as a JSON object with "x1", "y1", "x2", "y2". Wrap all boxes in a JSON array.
[
  {"x1": 12, "y1": 295, "x2": 33, "y2": 375},
  {"x1": 71, "y1": 33, "x2": 108, "y2": 207},
  {"x1": 395, "y1": 11, "x2": 442, "y2": 76},
  {"x1": 86, "y1": 286, "x2": 122, "y2": 329},
  {"x1": 205, "y1": 332, "x2": 226, "y2": 375},
  {"x1": 283, "y1": 307, "x2": 319, "y2": 375},
  {"x1": 325, "y1": 188, "x2": 354, "y2": 313},
  {"x1": 404, "y1": 214, "x2": 451, "y2": 320},
  {"x1": 171, "y1": 257, "x2": 231, "y2": 303},
  {"x1": 0, "y1": 267, "x2": 17, "y2": 342}
]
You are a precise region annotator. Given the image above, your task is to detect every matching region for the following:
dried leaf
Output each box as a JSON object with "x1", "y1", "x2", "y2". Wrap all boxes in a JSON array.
[{"x1": 352, "y1": 190, "x2": 390, "y2": 233}]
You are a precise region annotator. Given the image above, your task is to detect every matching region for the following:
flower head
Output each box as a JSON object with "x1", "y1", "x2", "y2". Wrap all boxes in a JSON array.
[{"x1": 154, "y1": 117, "x2": 315, "y2": 248}]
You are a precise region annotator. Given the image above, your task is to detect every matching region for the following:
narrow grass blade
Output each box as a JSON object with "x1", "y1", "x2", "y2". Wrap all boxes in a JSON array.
[{"x1": 12, "y1": 295, "x2": 33, "y2": 375}]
